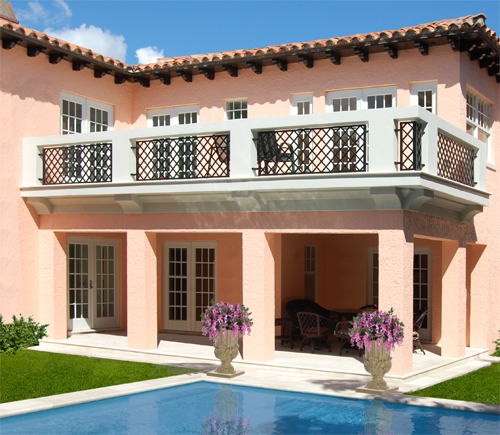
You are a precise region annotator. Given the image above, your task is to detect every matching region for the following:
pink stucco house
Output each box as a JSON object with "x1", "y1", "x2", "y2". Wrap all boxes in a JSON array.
[{"x1": 1, "y1": 3, "x2": 499, "y2": 376}]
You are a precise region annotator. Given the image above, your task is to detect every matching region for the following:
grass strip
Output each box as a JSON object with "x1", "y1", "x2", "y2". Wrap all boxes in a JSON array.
[
  {"x1": 407, "y1": 362, "x2": 500, "y2": 405},
  {"x1": 0, "y1": 350, "x2": 199, "y2": 403}
]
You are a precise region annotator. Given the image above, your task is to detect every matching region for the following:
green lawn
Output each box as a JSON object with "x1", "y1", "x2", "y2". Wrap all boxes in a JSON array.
[
  {"x1": 0, "y1": 350, "x2": 199, "y2": 403},
  {"x1": 407, "y1": 362, "x2": 500, "y2": 405}
]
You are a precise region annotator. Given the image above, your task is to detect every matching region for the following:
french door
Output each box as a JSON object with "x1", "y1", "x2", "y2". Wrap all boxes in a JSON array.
[
  {"x1": 67, "y1": 238, "x2": 119, "y2": 331},
  {"x1": 367, "y1": 247, "x2": 432, "y2": 341},
  {"x1": 163, "y1": 242, "x2": 217, "y2": 332}
]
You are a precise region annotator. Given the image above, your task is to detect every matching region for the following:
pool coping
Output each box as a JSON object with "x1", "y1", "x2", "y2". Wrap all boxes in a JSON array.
[{"x1": 1, "y1": 368, "x2": 499, "y2": 419}]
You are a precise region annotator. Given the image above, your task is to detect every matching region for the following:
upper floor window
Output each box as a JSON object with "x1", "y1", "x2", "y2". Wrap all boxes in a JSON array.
[
  {"x1": 225, "y1": 100, "x2": 247, "y2": 120},
  {"x1": 61, "y1": 92, "x2": 113, "y2": 135},
  {"x1": 326, "y1": 86, "x2": 396, "y2": 112},
  {"x1": 148, "y1": 105, "x2": 199, "y2": 127},
  {"x1": 411, "y1": 82, "x2": 437, "y2": 114},
  {"x1": 466, "y1": 89, "x2": 492, "y2": 162},
  {"x1": 291, "y1": 94, "x2": 313, "y2": 115}
]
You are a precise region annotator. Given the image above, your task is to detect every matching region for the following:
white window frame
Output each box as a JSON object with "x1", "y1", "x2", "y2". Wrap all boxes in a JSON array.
[
  {"x1": 147, "y1": 105, "x2": 200, "y2": 127},
  {"x1": 291, "y1": 94, "x2": 313, "y2": 116},
  {"x1": 466, "y1": 89, "x2": 493, "y2": 164},
  {"x1": 60, "y1": 92, "x2": 113, "y2": 135},
  {"x1": 410, "y1": 82, "x2": 437, "y2": 114},
  {"x1": 225, "y1": 99, "x2": 248, "y2": 120},
  {"x1": 326, "y1": 86, "x2": 396, "y2": 112}
]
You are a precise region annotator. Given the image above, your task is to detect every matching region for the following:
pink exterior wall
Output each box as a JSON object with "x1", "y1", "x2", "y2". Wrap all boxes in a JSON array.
[{"x1": 1, "y1": 30, "x2": 499, "y2": 365}]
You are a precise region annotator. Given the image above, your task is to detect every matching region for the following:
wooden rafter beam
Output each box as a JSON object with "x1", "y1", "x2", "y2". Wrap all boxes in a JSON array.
[
  {"x1": 222, "y1": 64, "x2": 238, "y2": 77},
  {"x1": 414, "y1": 41, "x2": 428, "y2": 56},
  {"x1": 354, "y1": 47, "x2": 369, "y2": 62},
  {"x1": 177, "y1": 70, "x2": 192, "y2": 82},
  {"x1": 325, "y1": 51, "x2": 341, "y2": 65},
  {"x1": 94, "y1": 68, "x2": 111, "y2": 78},
  {"x1": 154, "y1": 73, "x2": 171, "y2": 85},
  {"x1": 298, "y1": 54, "x2": 314, "y2": 68},
  {"x1": 2, "y1": 37, "x2": 22, "y2": 49},
  {"x1": 199, "y1": 68, "x2": 215, "y2": 80},
  {"x1": 49, "y1": 52, "x2": 67, "y2": 64},
  {"x1": 72, "y1": 60, "x2": 90, "y2": 71},
  {"x1": 137, "y1": 77, "x2": 150, "y2": 88},
  {"x1": 114, "y1": 75, "x2": 129, "y2": 85},
  {"x1": 384, "y1": 44, "x2": 398, "y2": 59},
  {"x1": 27, "y1": 45, "x2": 46, "y2": 57},
  {"x1": 272, "y1": 58, "x2": 287, "y2": 71},
  {"x1": 246, "y1": 61, "x2": 262, "y2": 74}
]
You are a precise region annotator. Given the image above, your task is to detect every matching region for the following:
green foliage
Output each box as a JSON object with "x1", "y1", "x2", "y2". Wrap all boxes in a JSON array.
[
  {"x1": 0, "y1": 314, "x2": 48, "y2": 354},
  {"x1": 0, "y1": 350, "x2": 199, "y2": 403},
  {"x1": 407, "y1": 363, "x2": 500, "y2": 405},
  {"x1": 492, "y1": 330, "x2": 500, "y2": 357}
]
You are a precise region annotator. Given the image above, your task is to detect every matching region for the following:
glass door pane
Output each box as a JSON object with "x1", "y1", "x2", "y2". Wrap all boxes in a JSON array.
[
  {"x1": 167, "y1": 247, "x2": 189, "y2": 330},
  {"x1": 194, "y1": 247, "x2": 216, "y2": 331},
  {"x1": 93, "y1": 243, "x2": 119, "y2": 329},
  {"x1": 68, "y1": 242, "x2": 91, "y2": 330},
  {"x1": 413, "y1": 251, "x2": 431, "y2": 341}
]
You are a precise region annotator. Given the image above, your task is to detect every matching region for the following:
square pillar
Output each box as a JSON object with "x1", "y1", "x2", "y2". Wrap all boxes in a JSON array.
[
  {"x1": 242, "y1": 230, "x2": 277, "y2": 362},
  {"x1": 127, "y1": 231, "x2": 158, "y2": 350},
  {"x1": 441, "y1": 240, "x2": 466, "y2": 357},
  {"x1": 467, "y1": 244, "x2": 488, "y2": 349},
  {"x1": 38, "y1": 231, "x2": 67, "y2": 340},
  {"x1": 378, "y1": 230, "x2": 414, "y2": 375}
]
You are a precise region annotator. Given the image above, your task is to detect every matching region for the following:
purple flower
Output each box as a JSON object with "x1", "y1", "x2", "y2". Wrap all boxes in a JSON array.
[{"x1": 200, "y1": 300, "x2": 253, "y2": 341}]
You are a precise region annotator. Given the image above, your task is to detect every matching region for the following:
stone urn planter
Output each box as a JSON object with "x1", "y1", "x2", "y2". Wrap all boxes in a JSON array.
[
  {"x1": 348, "y1": 308, "x2": 404, "y2": 395},
  {"x1": 201, "y1": 300, "x2": 253, "y2": 378},
  {"x1": 208, "y1": 330, "x2": 244, "y2": 378},
  {"x1": 355, "y1": 340, "x2": 398, "y2": 395}
]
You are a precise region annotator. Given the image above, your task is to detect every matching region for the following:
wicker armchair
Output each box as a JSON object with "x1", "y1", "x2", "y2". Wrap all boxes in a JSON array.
[
  {"x1": 297, "y1": 312, "x2": 336, "y2": 353},
  {"x1": 334, "y1": 320, "x2": 362, "y2": 356},
  {"x1": 413, "y1": 306, "x2": 428, "y2": 354}
]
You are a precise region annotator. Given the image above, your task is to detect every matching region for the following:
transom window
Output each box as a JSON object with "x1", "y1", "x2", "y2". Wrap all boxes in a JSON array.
[
  {"x1": 466, "y1": 89, "x2": 492, "y2": 162},
  {"x1": 61, "y1": 92, "x2": 113, "y2": 135},
  {"x1": 225, "y1": 100, "x2": 247, "y2": 120},
  {"x1": 327, "y1": 87, "x2": 396, "y2": 112},
  {"x1": 411, "y1": 82, "x2": 437, "y2": 114},
  {"x1": 148, "y1": 105, "x2": 199, "y2": 127},
  {"x1": 291, "y1": 94, "x2": 313, "y2": 116}
]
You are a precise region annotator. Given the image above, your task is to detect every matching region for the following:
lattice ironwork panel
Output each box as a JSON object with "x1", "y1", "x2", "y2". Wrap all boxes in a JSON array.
[
  {"x1": 397, "y1": 121, "x2": 424, "y2": 171},
  {"x1": 41, "y1": 143, "x2": 112, "y2": 185},
  {"x1": 437, "y1": 133, "x2": 475, "y2": 187},
  {"x1": 255, "y1": 125, "x2": 367, "y2": 176},
  {"x1": 134, "y1": 134, "x2": 229, "y2": 181}
]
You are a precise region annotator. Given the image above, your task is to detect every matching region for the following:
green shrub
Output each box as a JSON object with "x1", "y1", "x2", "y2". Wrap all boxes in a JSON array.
[
  {"x1": 493, "y1": 330, "x2": 500, "y2": 357},
  {"x1": 0, "y1": 314, "x2": 48, "y2": 354}
]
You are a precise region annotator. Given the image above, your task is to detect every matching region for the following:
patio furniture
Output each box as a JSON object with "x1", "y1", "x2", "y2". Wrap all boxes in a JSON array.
[
  {"x1": 334, "y1": 320, "x2": 362, "y2": 356},
  {"x1": 413, "y1": 306, "x2": 428, "y2": 354},
  {"x1": 296, "y1": 312, "x2": 336, "y2": 353},
  {"x1": 275, "y1": 317, "x2": 294, "y2": 349},
  {"x1": 359, "y1": 304, "x2": 378, "y2": 312},
  {"x1": 254, "y1": 133, "x2": 294, "y2": 174},
  {"x1": 285, "y1": 299, "x2": 340, "y2": 347}
]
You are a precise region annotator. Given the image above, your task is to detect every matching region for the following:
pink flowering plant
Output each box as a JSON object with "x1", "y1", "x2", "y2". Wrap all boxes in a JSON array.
[
  {"x1": 201, "y1": 300, "x2": 253, "y2": 341},
  {"x1": 348, "y1": 308, "x2": 404, "y2": 352}
]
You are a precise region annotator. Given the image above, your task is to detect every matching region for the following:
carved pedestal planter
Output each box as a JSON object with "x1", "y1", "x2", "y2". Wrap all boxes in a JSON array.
[
  {"x1": 355, "y1": 341, "x2": 398, "y2": 395},
  {"x1": 207, "y1": 330, "x2": 245, "y2": 378}
]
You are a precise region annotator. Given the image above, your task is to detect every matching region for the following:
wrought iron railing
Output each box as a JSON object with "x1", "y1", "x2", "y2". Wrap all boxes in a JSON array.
[
  {"x1": 396, "y1": 121, "x2": 424, "y2": 171},
  {"x1": 40, "y1": 143, "x2": 112, "y2": 184},
  {"x1": 254, "y1": 124, "x2": 367, "y2": 176},
  {"x1": 133, "y1": 134, "x2": 229, "y2": 181},
  {"x1": 437, "y1": 133, "x2": 475, "y2": 187}
]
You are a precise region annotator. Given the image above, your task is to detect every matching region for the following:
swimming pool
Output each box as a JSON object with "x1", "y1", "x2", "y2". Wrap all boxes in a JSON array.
[{"x1": 1, "y1": 382, "x2": 499, "y2": 434}]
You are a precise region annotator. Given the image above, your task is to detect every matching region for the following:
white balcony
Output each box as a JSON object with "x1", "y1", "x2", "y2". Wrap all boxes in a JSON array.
[{"x1": 21, "y1": 106, "x2": 489, "y2": 222}]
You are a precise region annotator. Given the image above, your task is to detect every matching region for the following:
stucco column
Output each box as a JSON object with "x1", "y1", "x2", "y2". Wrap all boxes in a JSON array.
[
  {"x1": 378, "y1": 230, "x2": 414, "y2": 375},
  {"x1": 241, "y1": 230, "x2": 276, "y2": 362},
  {"x1": 127, "y1": 231, "x2": 158, "y2": 350},
  {"x1": 38, "y1": 231, "x2": 67, "y2": 340},
  {"x1": 441, "y1": 240, "x2": 467, "y2": 357},
  {"x1": 467, "y1": 244, "x2": 488, "y2": 349}
]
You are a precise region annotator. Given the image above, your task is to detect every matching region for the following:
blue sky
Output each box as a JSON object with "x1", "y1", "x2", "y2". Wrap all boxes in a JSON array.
[{"x1": 9, "y1": 0, "x2": 500, "y2": 64}]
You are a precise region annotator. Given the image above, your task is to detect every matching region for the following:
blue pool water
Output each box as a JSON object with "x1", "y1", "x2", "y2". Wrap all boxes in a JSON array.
[{"x1": 1, "y1": 382, "x2": 499, "y2": 434}]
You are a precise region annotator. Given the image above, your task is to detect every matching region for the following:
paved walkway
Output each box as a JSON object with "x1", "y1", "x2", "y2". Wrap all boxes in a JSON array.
[{"x1": 1, "y1": 332, "x2": 499, "y2": 419}]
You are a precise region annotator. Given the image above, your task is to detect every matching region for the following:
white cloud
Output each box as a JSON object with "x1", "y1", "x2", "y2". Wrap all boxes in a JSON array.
[
  {"x1": 135, "y1": 46, "x2": 165, "y2": 65},
  {"x1": 44, "y1": 24, "x2": 127, "y2": 61},
  {"x1": 17, "y1": 0, "x2": 71, "y2": 26}
]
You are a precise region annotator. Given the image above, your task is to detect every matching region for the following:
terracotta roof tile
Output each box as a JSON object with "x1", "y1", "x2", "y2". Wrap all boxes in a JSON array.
[{"x1": 1, "y1": 14, "x2": 498, "y2": 73}]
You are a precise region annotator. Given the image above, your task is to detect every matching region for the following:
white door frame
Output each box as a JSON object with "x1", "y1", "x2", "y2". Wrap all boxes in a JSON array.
[
  {"x1": 163, "y1": 242, "x2": 217, "y2": 332},
  {"x1": 67, "y1": 237, "x2": 120, "y2": 331},
  {"x1": 367, "y1": 247, "x2": 432, "y2": 341}
]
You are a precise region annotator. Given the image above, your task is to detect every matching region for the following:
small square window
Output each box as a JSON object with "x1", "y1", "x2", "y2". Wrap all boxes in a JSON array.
[{"x1": 226, "y1": 100, "x2": 247, "y2": 120}]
